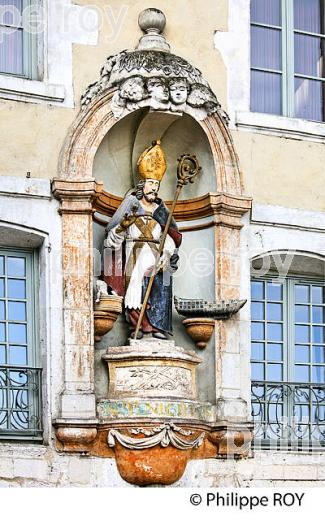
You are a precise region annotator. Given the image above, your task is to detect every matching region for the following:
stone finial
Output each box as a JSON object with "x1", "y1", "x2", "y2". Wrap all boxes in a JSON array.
[{"x1": 137, "y1": 8, "x2": 170, "y2": 52}]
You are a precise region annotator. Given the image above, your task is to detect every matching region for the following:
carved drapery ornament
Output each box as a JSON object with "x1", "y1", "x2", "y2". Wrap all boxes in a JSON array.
[{"x1": 108, "y1": 423, "x2": 205, "y2": 450}]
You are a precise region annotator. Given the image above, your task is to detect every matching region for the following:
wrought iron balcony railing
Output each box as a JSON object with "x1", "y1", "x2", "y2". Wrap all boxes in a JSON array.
[
  {"x1": 251, "y1": 381, "x2": 325, "y2": 451},
  {"x1": 0, "y1": 366, "x2": 43, "y2": 440}
]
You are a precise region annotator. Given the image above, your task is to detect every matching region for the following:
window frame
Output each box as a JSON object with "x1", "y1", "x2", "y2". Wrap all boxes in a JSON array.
[
  {"x1": 0, "y1": 246, "x2": 42, "y2": 441},
  {"x1": 250, "y1": 0, "x2": 325, "y2": 122},
  {"x1": 0, "y1": 0, "x2": 42, "y2": 80},
  {"x1": 251, "y1": 273, "x2": 325, "y2": 451}
]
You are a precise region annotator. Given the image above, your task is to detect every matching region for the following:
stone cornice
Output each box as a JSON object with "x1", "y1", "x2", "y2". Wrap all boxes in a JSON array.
[
  {"x1": 52, "y1": 178, "x2": 104, "y2": 214},
  {"x1": 93, "y1": 188, "x2": 252, "y2": 227}
]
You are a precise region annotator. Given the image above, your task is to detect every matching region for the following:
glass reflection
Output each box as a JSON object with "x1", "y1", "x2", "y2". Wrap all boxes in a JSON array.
[
  {"x1": 267, "y1": 343, "x2": 283, "y2": 361},
  {"x1": 0, "y1": 323, "x2": 5, "y2": 342},
  {"x1": 252, "y1": 322, "x2": 265, "y2": 340},
  {"x1": 295, "y1": 305, "x2": 309, "y2": 323},
  {"x1": 295, "y1": 345, "x2": 310, "y2": 363},
  {"x1": 267, "y1": 282, "x2": 283, "y2": 301},
  {"x1": 251, "y1": 363, "x2": 265, "y2": 380},
  {"x1": 8, "y1": 279, "x2": 26, "y2": 299},
  {"x1": 251, "y1": 342, "x2": 264, "y2": 360},
  {"x1": 267, "y1": 364, "x2": 282, "y2": 381},
  {"x1": 295, "y1": 365, "x2": 310, "y2": 382},
  {"x1": 9, "y1": 345, "x2": 27, "y2": 366},
  {"x1": 8, "y1": 302, "x2": 26, "y2": 322},
  {"x1": 295, "y1": 285, "x2": 309, "y2": 303},
  {"x1": 0, "y1": 301, "x2": 4, "y2": 320},
  {"x1": 252, "y1": 302, "x2": 264, "y2": 320},
  {"x1": 7, "y1": 257, "x2": 25, "y2": 277},
  {"x1": 8, "y1": 323, "x2": 27, "y2": 343},
  {"x1": 251, "y1": 281, "x2": 264, "y2": 300}
]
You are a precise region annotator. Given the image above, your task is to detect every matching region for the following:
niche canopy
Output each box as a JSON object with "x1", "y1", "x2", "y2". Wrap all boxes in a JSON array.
[{"x1": 81, "y1": 8, "x2": 223, "y2": 121}]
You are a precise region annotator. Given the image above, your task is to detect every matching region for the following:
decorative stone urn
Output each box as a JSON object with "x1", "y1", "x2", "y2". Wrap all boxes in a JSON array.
[
  {"x1": 182, "y1": 317, "x2": 215, "y2": 349},
  {"x1": 94, "y1": 295, "x2": 123, "y2": 342}
]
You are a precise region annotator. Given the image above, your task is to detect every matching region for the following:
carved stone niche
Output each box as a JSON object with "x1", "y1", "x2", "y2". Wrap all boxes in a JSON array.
[{"x1": 53, "y1": 8, "x2": 254, "y2": 486}]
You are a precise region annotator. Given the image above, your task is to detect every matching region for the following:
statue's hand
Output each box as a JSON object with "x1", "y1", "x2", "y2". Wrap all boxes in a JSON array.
[
  {"x1": 116, "y1": 212, "x2": 138, "y2": 234},
  {"x1": 157, "y1": 252, "x2": 171, "y2": 272}
]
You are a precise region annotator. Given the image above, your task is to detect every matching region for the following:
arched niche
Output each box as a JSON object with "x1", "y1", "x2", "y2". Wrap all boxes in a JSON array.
[
  {"x1": 58, "y1": 90, "x2": 244, "y2": 198},
  {"x1": 93, "y1": 109, "x2": 217, "y2": 201}
]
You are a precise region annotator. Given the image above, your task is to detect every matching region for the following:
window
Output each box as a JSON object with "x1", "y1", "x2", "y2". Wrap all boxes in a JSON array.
[
  {"x1": 0, "y1": 249, "x2": 42, "y2": 440},
  {"x1": 250, "y1": 0, "x2": 325, "y2": 122},
  {"x1": 0, "y1": 0, "x2": 40, "y2": 79},
  {"x1": 251, "y1": 277, "x2": 325, "y2": 450}
]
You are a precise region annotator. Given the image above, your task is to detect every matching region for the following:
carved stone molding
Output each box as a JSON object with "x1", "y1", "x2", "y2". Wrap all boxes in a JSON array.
[
  {"x1": 108, "y1": 423, "x2": 205, "y2": 450},
  {"x1": 80, "y1": 9, "x2": 225, "y2": 123},
  {"x1": 93, "y1": 188, "x2": 252, "y2": 226}
]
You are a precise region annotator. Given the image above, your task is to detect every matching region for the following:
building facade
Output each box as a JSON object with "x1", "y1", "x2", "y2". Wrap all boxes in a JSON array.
[{"x1": 0, "y1": 0, "x2": 325, "y2": 487}]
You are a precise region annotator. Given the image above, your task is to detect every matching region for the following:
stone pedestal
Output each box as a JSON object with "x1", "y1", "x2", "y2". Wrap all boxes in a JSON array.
[{"x1": 99, "y1": 339, "x2": 215, "y2": 485}]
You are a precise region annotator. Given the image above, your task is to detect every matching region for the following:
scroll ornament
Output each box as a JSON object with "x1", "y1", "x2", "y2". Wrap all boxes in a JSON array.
[{"x1": 108, "y1": 422, "x2": 205, "y2": 450}]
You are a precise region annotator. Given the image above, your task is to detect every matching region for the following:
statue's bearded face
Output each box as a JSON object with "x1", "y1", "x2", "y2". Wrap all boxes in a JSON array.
[{"x1": 143, "y1": 179, "x2": 160, "y2": 202}]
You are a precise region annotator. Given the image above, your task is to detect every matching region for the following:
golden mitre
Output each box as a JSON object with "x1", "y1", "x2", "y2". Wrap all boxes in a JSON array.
[{"x1": 137, "y1": 140, "x2": 167, "y2": 181}]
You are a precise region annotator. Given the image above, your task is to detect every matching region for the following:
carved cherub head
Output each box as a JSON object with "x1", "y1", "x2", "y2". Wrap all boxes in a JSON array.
[
  {"x1": 147, "y1": 77, "x2": 169, "y2": 103},
  {"x1": 169, "y1": 78, "x2": 189, "y2": 105},
  {"x1": 119, "y1": 77, "x2": 146, "y2": 102},
  {"x1": 187, "y1": 84, "x2": 219, "y2": 113}
]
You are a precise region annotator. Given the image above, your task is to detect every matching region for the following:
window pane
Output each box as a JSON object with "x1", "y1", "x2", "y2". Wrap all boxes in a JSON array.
[
  {"x1": 251, "y1": 362, "x2": 265, "y2": 380},
  {"x1": 312, "y1": 286, "x2": 325, "y2": 304},
  {"x1": 294, "y1": 0, "x2": 323, "y2": 33},
  {"x1": 252, "y1": 322, "x2": 265, "y2": 340},
  {"x1": 0, "y1": 301, "x2": 4, "y2": 320},
  {"x1": 9, "y1": 345, "x2": 27, "y2": 366},
  {"x1": 313, "y1": 326, "x2": 325, "y2": 343},
  {"x1": 251, "y1": 0, "x2": 281, "y2": 25},
  {"x1": 295, "y1": 285, "x2": 309, "y2": 303},
  {"x1": 0, "y1": 322, "x2": 5, "y2": 342},
  {"x1": 0, "y1": 279, "x2": 4, "y2": 297},
  {"x1": 251, "y1": 26, "x2": 282, "y2": 70},
  {"x1": 8, "y1": 323, "x2": 26, "y2": 343},
  {"x1": 8, "y1": 301, "x2": 26, "y2": 321},
  {"x1": 252, "y1": 302, "x2": 264, "y2": 320},
  {"x1": 296, "y1": 345, "x2": 310, "y2": 362},
  {"x1": 7, "y1": 279, "x2": 25, "y2": 299},
  {"x1": 295, "y1": 305, "x2": 309, "y2": 322},
  {"x1": 312, "y1": 366, "x2": 325, "y2": 383},
  {"x1": 251, "y1": 281, "x2": 264, "y2": 300},
  {"x1": 0, "y1": 256, "x2": 4, "y2": 275},
  {"x1": 251, "y1": 70, "x2": 282, "y2": 115},
  {"x1": 252, "y1": 342, "x2": 264, "y2": 360},
  {"x1": 312, "y1": 306, "x2": 325, "y2": 324},
  {"x1": 267, "y1": 323, "x2": 283, "y2": 341},
  {"x1": 267, "y1": 282, "x2": 283, "y2": 301},
  {"x1": 267, "y1": 363, "x2": 283, "y2": 381},
  {"x1": 296, "y1": 325, "x2": 310, "y2": 343},
  {"x1": 0, "y1": 344, "x2": 5, "y2": 364},
  {"x1": 295, "y1": 365, "x2": 310, "y2": 382},
  {"x1": 267, "y1": 343, "x2": 283, "y2": 361},
  {"x1": 295, "y1": 77, "x2": 324, "y2": 122},
  {"x1": 0, "y1": 0, "x2": 23, "y2": 25},
  {"x1": 267, "y1": 303, "x2": 283, "y2": 321},
  {"x1": 313, "y1": 345, "x2": 325, "y2": 363},
  {"x1": 295, "y1": 34, "x2": 324, "y2": 77},
  {"x1": 7, "y1": 257, "x2": 25, "y2": 277},
  {"x1": 0, "y1": 28, "x2": 23, "y2": 75}
]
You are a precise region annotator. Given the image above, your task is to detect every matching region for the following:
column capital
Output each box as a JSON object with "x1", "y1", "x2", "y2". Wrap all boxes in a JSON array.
[{"x1": 52, "y1": 178, "x2": 104, "y2": 214}]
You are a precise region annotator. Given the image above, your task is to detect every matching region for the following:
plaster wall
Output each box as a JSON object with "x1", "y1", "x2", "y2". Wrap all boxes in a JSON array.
[
  {"x1": 1, "y1": 445, "x2": 325, "y2": 487},
  {"x1": 0, "y1": 0, "x2": 324, "y2": 214}
]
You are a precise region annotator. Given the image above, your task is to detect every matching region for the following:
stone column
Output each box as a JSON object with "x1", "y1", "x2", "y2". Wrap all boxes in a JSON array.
[
  {"x1": 52, "y1": 179, "x2": 103, "y2": 423},
  {"x1": 210, "y1": 194, "x2": 253, "y2": 455}
]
